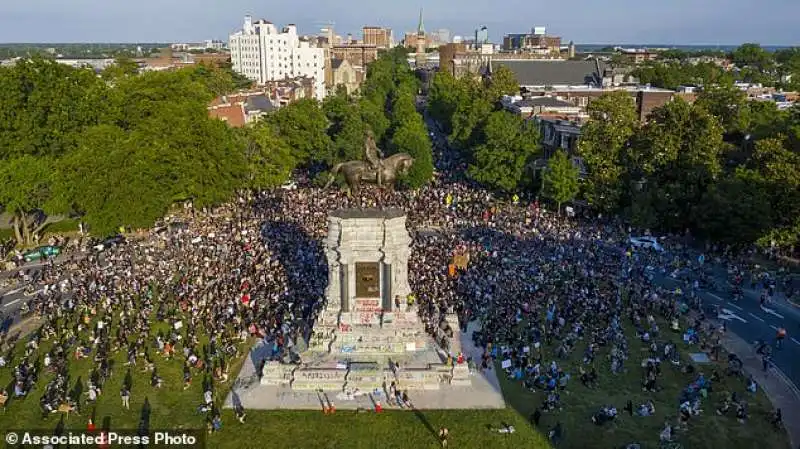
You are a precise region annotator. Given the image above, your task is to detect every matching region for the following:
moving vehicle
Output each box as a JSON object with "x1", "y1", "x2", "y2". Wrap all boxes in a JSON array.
[
  {"x1": 22, "y1": 245, "x2": 61, "y2": 263},
  {"x1": 628, "y1": 236, "x2": 664, "y2": 252}
]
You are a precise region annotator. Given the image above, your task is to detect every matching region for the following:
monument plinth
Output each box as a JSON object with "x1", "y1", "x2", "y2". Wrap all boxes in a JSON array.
[{"x1": 262, "y1": 208, "x2": 470, "y2": 392}]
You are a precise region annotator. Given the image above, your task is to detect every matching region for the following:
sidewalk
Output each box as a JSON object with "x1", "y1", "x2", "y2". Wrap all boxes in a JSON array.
[
  {"x1": 717, "y1": 325, "x2": 800, "y2": 449},
  {"x1": 0, "y1": 316, "x2": 42, "y2": 352}
]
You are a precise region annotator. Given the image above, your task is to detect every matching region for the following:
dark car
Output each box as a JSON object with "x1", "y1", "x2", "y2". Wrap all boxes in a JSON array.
[{"x1": 93, "y1": 235, "x2": 127, "y2": 252}]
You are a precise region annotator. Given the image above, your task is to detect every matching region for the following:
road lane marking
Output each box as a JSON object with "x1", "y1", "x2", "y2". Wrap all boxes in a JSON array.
[
  {"x1": 792, "y1": 337, "x2": 800, "y2": 346},
  {"x1": 718, "y1": 309, "x2": 747, "y2": 323},
  {"x1": 708, "y1": 292, "x2": 724, "y2": 301},
  {"x1": 3, "y1": 298, "x2": 21, "y2": 308},
  {"x1": 760, "y1": 306, "x2": 784, "y2": 319},
  {"x1": 748, "y1": 312, "x2": 765, "y2": 322},
  {"x1": 769, "y1": 324, "x2": 778, "y2": 331},
  {"x1": 727, "y1": 302, "x2": 743, "y2": 310},
  {"x1": 6, "y1": 287, "x2": 24, "y2": 295}
]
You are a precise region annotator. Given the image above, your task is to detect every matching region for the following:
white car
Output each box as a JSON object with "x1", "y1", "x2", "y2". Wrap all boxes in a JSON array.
[
  {"x1": 280, "y1": 181, "x2": 298, "y2": 190},
  {"x1": 629, "y1": 236, "x2": 665, "y2": 252}
]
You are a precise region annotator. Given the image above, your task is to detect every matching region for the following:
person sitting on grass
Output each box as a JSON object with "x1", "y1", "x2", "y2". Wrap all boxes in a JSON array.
[
  {"x1": 183, "y1": 365, "x2": 192, "y2": 390},
  {"x1": 736, "y1": 401, "x2": 748, "y2": 424},
  {"x1": 542, "y1": 391, "x2": 560, "y2": 412},
  {"x1": 579, "y1": 366, "x2": 598, "y2": 389},
  {"x1": 151, "y1": 370, "x2": 163, "y2": 388},
  {"x1": 659, "y1": 421, "x2": 673, "y2": 442},
  {"x1": 636, "y1": 400, "x2": 656, "y2": 417},
  {"x1": 490, "y1": 423, "x2": 515, "y2": 433},
  {"x1": 592, "y1": 406, "x2": 617, "y2": 426}
]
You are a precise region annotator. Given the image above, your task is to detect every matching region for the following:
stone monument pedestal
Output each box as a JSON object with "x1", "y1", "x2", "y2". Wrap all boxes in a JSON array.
[{"x1": 261, "y1": 208, "x2": 471, "y2": 392}]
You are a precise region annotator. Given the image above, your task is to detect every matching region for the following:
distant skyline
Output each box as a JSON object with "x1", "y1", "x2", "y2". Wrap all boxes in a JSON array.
[{"x1": 1, "y1": 0, "x2": 798, "y2": 45}]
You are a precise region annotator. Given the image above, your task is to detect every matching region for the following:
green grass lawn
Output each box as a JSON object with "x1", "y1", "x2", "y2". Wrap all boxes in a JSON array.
[
  {"x1": 495, "y1": 319, "x2": 790, "y2": 449},
  {"x1": 0, "y1": 312, "x2": 788, "y2": 449}
]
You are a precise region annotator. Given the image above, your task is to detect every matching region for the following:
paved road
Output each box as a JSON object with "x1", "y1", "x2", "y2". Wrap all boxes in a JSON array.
[
  {"x1": 653, "y1": 270, "x2": 800, "y2": 390},
  {"x1": 0, "y1": 252, "x2": 90, "y2": 331}
]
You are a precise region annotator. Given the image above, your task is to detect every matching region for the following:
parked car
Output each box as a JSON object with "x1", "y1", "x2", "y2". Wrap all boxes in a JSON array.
[
  {"x1": 629, "y1": 236, "x2": 665, "y2": 252},
  {"x1": 23, "y1": 245, "x2": 61, "y2": 263},
  {"x1": 93, "y1": 234, "x2": 127, "y2": 252},
  {"x1": 280, "y1": 181, "x2": 298, "y2": 191}
]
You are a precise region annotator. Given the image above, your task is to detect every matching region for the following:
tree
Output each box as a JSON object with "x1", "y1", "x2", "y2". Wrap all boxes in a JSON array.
[
  {"x1": 467, "y1": 111, "x2": 540, "y2": 192},
  {"x1": 449, "y1": 76, "x2": 493, "y2": 150},
  {"x1": 243, "y1": 124, "x2": 297, "y2": 189},
  {"x1": 542, "y1": 150, "x2": 580, "y2": 214},
  {"x1": 390, "y1": 116, "x2": 434, "y2": 188},
  {"x1": 428, "y1": 71, "x2": 462, "y2": 133},
  {"x1": 359, "y1": 97, "x2": 391, "y2": 144},
  {"x1": 330, "y1": 104, "x2": 367, "y2": 164},
  {"x1": 0, "y1": 155, "x2": 56, "y2": 244},
  {"x1": 577, "y1": 91, "x2": 639, "y2": 212},
  {"x1": 630, "y1": 98, "x2": 725, "y2": 231},
  {"x1": 749, "y1": 137, "x2": 800, "y2": 229},
  {"x1": 101, "y1": 56, "x2": 139, "y2": 80},
  {"x1": 695, "y1": 84, "x2": 749, "y2": 135},
  {"x1": 693, "y1": 168, "x2": 773, "y2": 245},
  {"x1": 731, "y1": 43, "x2": 774, "y2": 71},
  {"x1": 190, "y1": 65, "x2": 237, "y2": 96},
  {"x1": 484, "y1": 65, "x2": 519, "y2": 101},
  {"x1": 0, "y1": 58, "x2": 111, "y2": 158},
  {"x1": 267, "y1": 98, "x2": 331, "y2": 165}
]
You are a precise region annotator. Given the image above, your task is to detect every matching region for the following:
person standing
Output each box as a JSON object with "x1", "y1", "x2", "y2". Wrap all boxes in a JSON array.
[
  {"x1": 120, "y1": 387, "x2": 130, "y2": 410},
  {"x1": 776, "y1": 327, "x2": 786, "y2": 349}
]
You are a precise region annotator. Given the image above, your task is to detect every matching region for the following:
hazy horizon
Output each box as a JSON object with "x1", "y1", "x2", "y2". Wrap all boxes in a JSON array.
[{"x1": 1, "y1": 0, "x2": 798, "y2": 45}]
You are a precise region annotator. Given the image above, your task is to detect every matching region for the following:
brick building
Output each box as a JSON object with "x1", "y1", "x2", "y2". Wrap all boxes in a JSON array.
[
  {"x1": 362, "y1": 26, "x2": 392, "y2": 49},
  {"x1": 330, "y1": 44, "x2": 378, "y2": 68},
  {"x1": 502, "y1": 27, "x2": 562, "y2": 56}
]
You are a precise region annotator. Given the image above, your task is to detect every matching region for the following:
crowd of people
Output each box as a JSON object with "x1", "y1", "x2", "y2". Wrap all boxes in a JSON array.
[{"x1": 0, "y1": 122, "x2": 783, "y2": 446}]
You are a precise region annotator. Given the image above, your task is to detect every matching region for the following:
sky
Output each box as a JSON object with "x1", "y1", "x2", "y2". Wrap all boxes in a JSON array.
[{"x1": 0, "y1": 0, "x2": 798, "y2": 45}]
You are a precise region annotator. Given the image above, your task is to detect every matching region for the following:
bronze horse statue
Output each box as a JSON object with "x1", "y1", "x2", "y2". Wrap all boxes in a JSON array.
[
  {"x1": 325, "y1": 153, "x2": 414, "y2": 194},
  {"x1": 324, "y1": 132, "x2": 414, "y2": 194}
]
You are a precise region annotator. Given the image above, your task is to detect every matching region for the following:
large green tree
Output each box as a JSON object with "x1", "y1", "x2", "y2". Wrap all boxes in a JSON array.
[
  {"x1": 0, "y1": 58, "x2": 110, "y2": 158},
  {"x1": 390, "y1": 116, "x2": 434, "y2": 188},
  {"x1": 577, "y1": 91, "x2": 639, "y2": 212},
  {"x1": 629, "y1": 98, "x2": 725, "y2": 231},
  {"x1": 467, "y1": 111, "x2": 540, "y2": 192},
  {"x1": 0, "y1": 155, "x2": 56, "y2": 244},
  {"x1": 242, "y1": 124, "x2": 297, "y2": 189},
  {"x1": 267, "y1": 98, "x2": 331, "y2": 164}
]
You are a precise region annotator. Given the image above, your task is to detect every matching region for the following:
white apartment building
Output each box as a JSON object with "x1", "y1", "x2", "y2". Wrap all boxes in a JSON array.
[{"x1": 229, "y1": 15, "x2": 326, "y2": 100}]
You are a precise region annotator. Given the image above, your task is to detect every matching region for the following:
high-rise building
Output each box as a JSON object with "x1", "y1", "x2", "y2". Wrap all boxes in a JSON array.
[
  {"x1": 362, "y1": 26, "x2": 393, "y2": 49},
  {"x1": 475, "y1": 26, "x2": 489, "y2": 45},
  {"x1": 229, "y1": 15, "x2": 326, "y2": 100}
]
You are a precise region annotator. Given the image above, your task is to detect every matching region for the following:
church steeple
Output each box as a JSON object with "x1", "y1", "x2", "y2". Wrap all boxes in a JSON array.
[{"x1": 417, "y1": 8, "x2": 425, "y2": 35}]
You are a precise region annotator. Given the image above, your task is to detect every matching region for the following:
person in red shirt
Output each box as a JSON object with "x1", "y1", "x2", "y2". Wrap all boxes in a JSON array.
[{"x1": 776, "y1": 328, "x2": 787, "y2": 349}]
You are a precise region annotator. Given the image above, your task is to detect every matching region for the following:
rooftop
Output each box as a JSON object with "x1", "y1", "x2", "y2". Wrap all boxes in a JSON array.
[
  {"x1": 493, "y1": 59, "x2": 605, "y2": 86},
  {"x1": 516, "y1": 96, "x2": 575, "y2": 108}
]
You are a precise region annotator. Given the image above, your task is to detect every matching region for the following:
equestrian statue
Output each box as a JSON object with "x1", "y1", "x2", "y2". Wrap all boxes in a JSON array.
[{"x1": 324, "y1": 130, "x2": 414, "y2": 194}]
